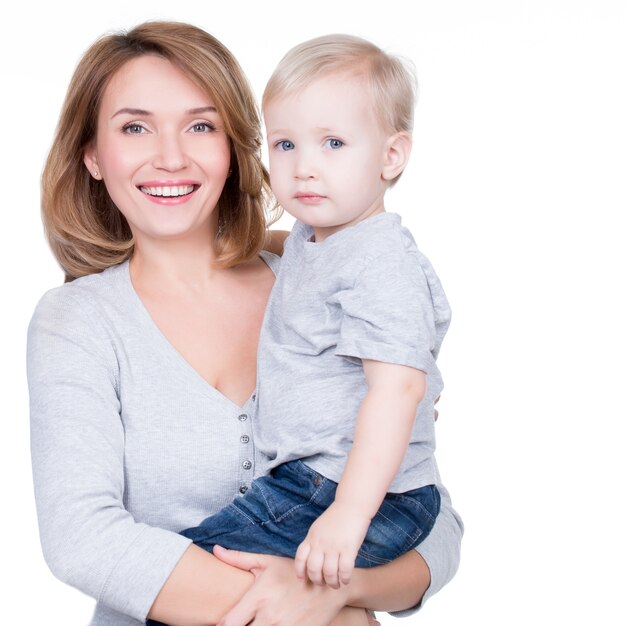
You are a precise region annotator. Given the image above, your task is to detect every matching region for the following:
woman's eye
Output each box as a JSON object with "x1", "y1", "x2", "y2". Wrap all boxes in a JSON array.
[
  {"x1": 326, "y1": 138, "x2": 344, "y2": 149},
  {"x1": 123, "y1": 123, "x2": 145, "y2": 134},
  {"x1": 276, "y1": 140, "x2": 295, "y2": 151},
  {"x1": 191, "y1": 122, "x2": 215, "y2": 133}
]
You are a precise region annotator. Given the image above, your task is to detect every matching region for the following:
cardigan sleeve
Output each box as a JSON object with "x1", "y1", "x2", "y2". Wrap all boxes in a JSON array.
[
  {"x1": 392, "y1": 482, "x2": 463, "y2": 616},
  {"x1": 27, "y1": 288, "x2": 192, "y2": 621}
]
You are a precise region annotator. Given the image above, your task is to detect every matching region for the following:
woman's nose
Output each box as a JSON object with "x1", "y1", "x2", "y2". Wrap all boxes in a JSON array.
[{"x1": 152, "y1": 133, "x2": 188, "y2": 172}]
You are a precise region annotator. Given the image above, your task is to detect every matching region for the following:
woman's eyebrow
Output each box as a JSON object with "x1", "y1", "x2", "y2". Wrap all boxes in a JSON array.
[
  {"x1": 112, "y1": 107, "x2": 152, "y2": 118},
  {"x1": 187, "y1": 106, "x2": 217, "y2": 115},
  {"x1": 111, "y1": 106, "x2": 217, "y2": 119}
]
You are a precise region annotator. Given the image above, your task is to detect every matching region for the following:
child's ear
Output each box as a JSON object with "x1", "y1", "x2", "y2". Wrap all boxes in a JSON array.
[
  {"x1": 382, "y1": 132, "x2": 412, "y2": 181},
  {"x1": 83, "y1": 143, "x2": 102, "y2": 180}
]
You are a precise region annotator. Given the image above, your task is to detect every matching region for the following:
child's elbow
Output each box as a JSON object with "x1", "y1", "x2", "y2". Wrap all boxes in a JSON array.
[{"x1": 400, "y1": 370, "x2": 427, "y2": 405}]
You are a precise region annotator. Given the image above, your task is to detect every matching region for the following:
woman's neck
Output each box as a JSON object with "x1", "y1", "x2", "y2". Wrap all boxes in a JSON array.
[{"x1": 129, "y1": 233, "x2": 225, "y2": 295}]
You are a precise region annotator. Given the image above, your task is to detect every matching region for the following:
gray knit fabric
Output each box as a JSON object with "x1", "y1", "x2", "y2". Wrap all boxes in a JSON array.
[
  {"x1": 28, "y1": 255, "x2": 462, "y2": 625},
  {"x1": 255, "y1": 214, "x2": 450, "y2": 492}
]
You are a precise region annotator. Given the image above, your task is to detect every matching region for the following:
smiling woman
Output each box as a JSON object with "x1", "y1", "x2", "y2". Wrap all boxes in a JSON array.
[
  {"x1": 83, "y1": 55, "x2": 232, "y2": 244},
  {"x1": 41, "y1": 22, "x2": 269, "y2": 281}
]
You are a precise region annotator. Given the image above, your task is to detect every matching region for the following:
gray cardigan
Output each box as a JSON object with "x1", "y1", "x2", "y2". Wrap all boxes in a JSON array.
[{"x1": 27, "y1": 258, "x2": 462, "y2": 625}]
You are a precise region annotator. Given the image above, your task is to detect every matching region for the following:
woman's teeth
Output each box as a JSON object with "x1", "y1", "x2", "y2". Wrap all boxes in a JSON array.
[{"x1": 140, "y1": 185, "x2": 195, "y2": 197}]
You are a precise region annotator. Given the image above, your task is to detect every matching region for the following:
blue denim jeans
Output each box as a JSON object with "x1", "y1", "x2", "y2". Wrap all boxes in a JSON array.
[{"x1": 147, "y1": 460, "x2": 439, "y2": 626}]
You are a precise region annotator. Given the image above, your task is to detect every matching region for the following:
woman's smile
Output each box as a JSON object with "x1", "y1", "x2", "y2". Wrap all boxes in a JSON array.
[
  {"x1": 138, "y1": 180, "x2": 201, "y2": 205},
  {"x1": 84, "y1": 55, "x2": 231, "y2": 243}
]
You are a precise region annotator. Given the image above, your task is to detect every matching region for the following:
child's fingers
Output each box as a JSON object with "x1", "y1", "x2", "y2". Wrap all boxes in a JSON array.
[
  {"x1": 294, "y1": 542, "x2": 311, "y2": 580},
  {"x1": 322, "y1": 553, "x2": 340, "y2": 589},
  {"x1": 338, "y1": 551, "x2": 355, "y2": 586},
  {"x1": 306, "y1": 549, "x2": 326, "y2": 585}
]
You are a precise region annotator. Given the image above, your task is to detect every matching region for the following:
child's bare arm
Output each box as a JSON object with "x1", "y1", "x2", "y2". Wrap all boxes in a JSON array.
[
  {"x1": 295, "y1": 360, "x2": 425, "y2": 587},
  {"x1": 336, "y1": 360, "x2": 426, "y2": 518}
]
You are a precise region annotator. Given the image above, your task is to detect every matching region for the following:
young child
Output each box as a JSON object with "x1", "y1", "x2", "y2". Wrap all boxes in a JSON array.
[{"x1": 161, "y1": 33, "x2": 451, "y2": 604}]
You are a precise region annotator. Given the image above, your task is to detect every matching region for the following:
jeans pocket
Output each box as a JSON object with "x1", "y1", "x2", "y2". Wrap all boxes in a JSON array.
[{"x1": 255, "y1": 461, "x2": 329, "y2": 522}]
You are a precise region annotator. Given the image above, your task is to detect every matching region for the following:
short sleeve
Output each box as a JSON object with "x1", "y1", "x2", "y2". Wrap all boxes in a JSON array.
[
  {"x1": 259, "y1": 250, "x2": 281, "y2": 276},
  {"x1": 335, "y1": 252, "x2": 438, "y2": 372}
]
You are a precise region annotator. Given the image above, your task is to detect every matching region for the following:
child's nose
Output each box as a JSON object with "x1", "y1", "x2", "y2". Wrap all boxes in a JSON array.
[{"x1": 294, "y1": 150, "x2": 318, "y2": 180}]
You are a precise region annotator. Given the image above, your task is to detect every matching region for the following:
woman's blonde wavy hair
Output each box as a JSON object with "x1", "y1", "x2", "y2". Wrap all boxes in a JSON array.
[{"x1": 43, "y1": 21, "x2": 274, "y2": 281}]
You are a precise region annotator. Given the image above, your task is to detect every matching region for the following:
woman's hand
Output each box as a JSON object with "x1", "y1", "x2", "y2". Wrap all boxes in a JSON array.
[
  {"x1": 366, "y1": 611, "x2": 381, "y2": 626},
  {"x1": 213, "y1": 545, "x2": 349, "y2": 626}
]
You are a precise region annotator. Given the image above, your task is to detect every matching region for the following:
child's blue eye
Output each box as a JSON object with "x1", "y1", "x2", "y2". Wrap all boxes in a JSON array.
[
  {"x1": 325, "y1": 138, "x2": 344, "y2": 150},
  {"x1": 276, "y1": 140, "x2": 295, "y2": 151}
]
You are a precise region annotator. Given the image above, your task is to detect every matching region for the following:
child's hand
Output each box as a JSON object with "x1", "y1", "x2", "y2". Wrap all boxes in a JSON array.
[{"x1": 295, "y1": 501, "x2": 370, "y2": 588}]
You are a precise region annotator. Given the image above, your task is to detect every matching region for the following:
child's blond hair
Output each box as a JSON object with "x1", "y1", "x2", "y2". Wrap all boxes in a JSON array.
[{"x1": 262, "y1": 34, "x2": 417, "y2": 136}]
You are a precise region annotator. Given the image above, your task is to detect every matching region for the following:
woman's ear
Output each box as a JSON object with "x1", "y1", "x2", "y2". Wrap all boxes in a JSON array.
[
  {"x1": 382, "y1": 132, "x2": 412, "y2": 181},
  {"x1": 83, "y1": 144, "x2": 102, "y2": 180}
]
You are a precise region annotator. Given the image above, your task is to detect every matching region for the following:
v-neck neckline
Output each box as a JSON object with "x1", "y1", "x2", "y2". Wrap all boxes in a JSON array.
[{"x1": 120, "y1": 260, "x2": 256, "y2": 411}]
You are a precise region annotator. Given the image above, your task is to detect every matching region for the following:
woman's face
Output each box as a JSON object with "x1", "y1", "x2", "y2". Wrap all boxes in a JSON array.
[{"x1": 84, "y1": 54, "x2": 231, "y2": 246}]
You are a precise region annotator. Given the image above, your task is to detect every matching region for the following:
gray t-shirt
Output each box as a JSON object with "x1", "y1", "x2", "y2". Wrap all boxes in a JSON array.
[
  {"x1": 256, "y1": 213, "x2": 451, "y2": 492},
  {"x1": 27, "y1": 254, "x2": 461, "y2": 625}
]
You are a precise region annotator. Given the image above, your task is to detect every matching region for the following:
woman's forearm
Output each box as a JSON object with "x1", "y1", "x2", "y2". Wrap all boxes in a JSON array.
[
  {"x1": 346, "y1": 549, "x2": 430, "y2": 613},
  {"x1": 149, "y1": 487, "x2": 460, "y2": 625},
  {"x1": 148, "y1": 545, "x2": 255, "y2": 625}
]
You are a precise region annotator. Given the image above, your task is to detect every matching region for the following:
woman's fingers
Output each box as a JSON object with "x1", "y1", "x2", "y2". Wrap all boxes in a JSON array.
[
  {"x1": 366, "y1": 610, "x2": 380, "y2": 626},
  {"x1": 434, "y1": 394, "x2": 441, "y2": 421},
  {"x1": 213, "y1": 545, "x2": 263, "y2": 572},
  {"x1": 217, "y1": 599, "x2": 257, "y2": 626}
]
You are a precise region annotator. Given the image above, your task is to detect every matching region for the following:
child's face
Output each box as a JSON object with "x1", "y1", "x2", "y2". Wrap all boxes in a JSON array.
[{"x1": 264, "y1": 74, "x2": 392, "y2": 241}]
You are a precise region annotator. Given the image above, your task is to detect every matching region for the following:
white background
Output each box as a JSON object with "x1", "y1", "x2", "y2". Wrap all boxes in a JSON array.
[{"x1": 1, "y1": 0, "x2": 624, "y2": 624}]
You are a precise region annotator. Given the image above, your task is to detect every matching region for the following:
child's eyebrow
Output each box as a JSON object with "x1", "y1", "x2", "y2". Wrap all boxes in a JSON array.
[
  {"x1": 266, "y1": 126, "x2": 337, "y2": 135},
  {"x1": 266, "y1": 130, "x2": 292, "y2": 140}
]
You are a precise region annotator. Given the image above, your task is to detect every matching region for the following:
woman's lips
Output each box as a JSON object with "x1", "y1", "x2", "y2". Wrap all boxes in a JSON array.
[{"x1": 138, "y1": 181, "x2": 200, "y2": 205}]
